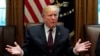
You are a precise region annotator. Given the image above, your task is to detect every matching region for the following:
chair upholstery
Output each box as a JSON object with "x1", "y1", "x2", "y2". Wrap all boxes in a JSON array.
[
  {"x1": 84, "y1": 25, "x2": 100, "y2": 56},
  {"x1": 95, "y1": 32, "x2": 100, "y2": 56},
  {"x1": 0, "y1": 27, "x2": 3, "y2": 56},
  {"x1": 25, "y1": 22, "x2": 64, "y2": 30},
  {"x1": 0, "y1": 26, "x2": 16, "y2": 56}
]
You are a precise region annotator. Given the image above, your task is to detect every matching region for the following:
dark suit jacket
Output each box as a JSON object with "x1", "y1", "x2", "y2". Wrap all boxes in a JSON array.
[{"x1": 23, "y1": 24, "x2": 76, "y2": 56}]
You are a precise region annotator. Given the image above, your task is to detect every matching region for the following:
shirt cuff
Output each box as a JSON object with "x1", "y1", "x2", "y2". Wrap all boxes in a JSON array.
[
  {"x1": 73, "y1": 48, "x2": 79, "y2": 55},
  {"x1": 20, "y1": 49, "x2": 24, "y2": 56}
]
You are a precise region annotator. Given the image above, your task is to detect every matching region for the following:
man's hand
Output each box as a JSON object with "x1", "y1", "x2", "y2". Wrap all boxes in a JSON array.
[
  {"x1": 73, "y1": 39, "x2": 91, "y2": 54},
  {"x1": 5, "y1": 42, "x2": 22, "y2": 55}
]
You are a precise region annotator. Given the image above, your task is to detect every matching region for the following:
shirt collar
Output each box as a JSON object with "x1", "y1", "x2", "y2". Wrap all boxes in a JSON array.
[{"x1": 44, "y1": 24, "x2": 56, "y2": 32}]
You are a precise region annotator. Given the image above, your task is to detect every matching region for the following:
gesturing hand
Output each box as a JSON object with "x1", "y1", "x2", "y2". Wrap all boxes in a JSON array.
[
  {"x1": 73, "y1": 39, "x2": 91, "y2": 54},
  {"x1": 5, "y1": 42, "x2": 22, "y2": 55}
]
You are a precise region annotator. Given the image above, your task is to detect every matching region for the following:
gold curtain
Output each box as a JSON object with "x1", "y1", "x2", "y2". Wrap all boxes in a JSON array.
[
  {"x1": 75, "y1": 0, "x2": 98, "y2": 56},
  {"x1": 75, "y1": 0, "x2": 98, "y2": 41},
  {"x1": 6, "y1": 0, "x2": 24, "y2": 46}
]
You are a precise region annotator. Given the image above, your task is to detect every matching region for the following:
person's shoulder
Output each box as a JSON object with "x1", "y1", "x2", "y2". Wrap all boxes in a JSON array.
[
  {"x1": 27, "y1": 25, "x2": 42, "y2": 31},
  {"x1": 57, "y1": 25, "x2": 69, "y2": 32}
]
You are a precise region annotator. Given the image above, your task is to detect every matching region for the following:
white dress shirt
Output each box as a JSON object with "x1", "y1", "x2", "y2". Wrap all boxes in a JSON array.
[{"x1": 44, "y1": 24, "x2": 56, "y2": 43}]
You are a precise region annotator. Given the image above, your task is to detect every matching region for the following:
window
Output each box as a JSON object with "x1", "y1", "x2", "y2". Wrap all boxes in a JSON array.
[
  {"x1": 98, "y1": 0, "x2": 100, "y2": 24},
  {"x1": 0, "y1": 0, "x2": 6, "y2": 26}
]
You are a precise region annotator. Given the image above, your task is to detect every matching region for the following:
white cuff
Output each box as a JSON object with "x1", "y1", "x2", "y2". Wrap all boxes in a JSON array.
[{"x1": 73, "y1": 48, "x2": 79, "y2": 55}]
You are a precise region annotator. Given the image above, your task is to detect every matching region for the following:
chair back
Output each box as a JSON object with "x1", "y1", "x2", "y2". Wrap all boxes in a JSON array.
[
  {"x1": 0, "y1": 26, "x2": 16, "y2": 56},
  {"x1": 25, "y1": 22, "x2": 64, "y2": 30},
  {"x1": 84, "y1": 25, "x2": 100, "y2": 56}
]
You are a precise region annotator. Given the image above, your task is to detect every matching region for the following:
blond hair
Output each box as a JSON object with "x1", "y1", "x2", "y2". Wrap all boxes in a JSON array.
[{"x1": 42, "y1": 5, "x2": 60, "y2": 16}]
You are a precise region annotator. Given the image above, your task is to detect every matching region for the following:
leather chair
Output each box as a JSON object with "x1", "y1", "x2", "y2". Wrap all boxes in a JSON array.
[
  {"x1": 95, "y1": 32, "x2": 100, "y2": 56},
  {"x1": 25, "y1": 22, "x2": 64, "y2": 30},
  {"x1": 84, "y1": 25, "x2": 100, "y2": 56},
  {"x1": 0, "y1": 26, "x2": 16, "y2": 56},
  {"x1": 0, "y1": 27, "x2": 3, "y2": 56}
]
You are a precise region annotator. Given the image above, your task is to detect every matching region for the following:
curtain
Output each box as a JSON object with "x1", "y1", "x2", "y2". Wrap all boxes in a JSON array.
[
  {"x1": 75, "y1": 0, "x2": 98, "y2": 56},
  {"x1": 6, "y1": 0, "x2": 24, "y2": 46},
  {"x1": 75, "y1": 0, "x2": 97, "y2": 42}
]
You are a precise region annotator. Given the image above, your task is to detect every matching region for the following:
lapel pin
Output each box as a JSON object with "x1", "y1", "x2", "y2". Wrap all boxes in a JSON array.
[{"x1": 58, "y1": 33, "x2": 60, "y2": 35}]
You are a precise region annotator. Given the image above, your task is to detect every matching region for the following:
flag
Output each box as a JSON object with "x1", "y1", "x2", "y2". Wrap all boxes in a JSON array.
[
  {"x1": 24, "y1": 0, "x2": 51, "y2": 24},
  {"x1": 51, "y1": 0, "x2": 75, "y2": 37}
]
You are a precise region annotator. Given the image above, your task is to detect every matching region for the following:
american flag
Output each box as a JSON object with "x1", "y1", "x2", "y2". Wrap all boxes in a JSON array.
[{"x1": 24, "y1": 0, "x2": 52, "y2": 24}]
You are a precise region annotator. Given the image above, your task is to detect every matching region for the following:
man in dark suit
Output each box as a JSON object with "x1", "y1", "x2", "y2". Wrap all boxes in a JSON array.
[{"x1": 5, "y1": 5, "x2": 91, "y2": 56}]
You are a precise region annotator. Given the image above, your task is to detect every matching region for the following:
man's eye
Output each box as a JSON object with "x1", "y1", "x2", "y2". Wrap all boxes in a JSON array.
[
  {"x1": 48, "y1": 15, "x2": 52, "y2": 16},
  {"x1": 48, "y1": 14, "x2": 57, "y2": 17},
  {"x1": 54, "y1": 14, "x2": 57, "y2": 16}
]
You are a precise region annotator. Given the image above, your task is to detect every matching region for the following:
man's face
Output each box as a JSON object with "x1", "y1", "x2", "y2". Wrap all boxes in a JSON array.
[{"x1": 43, "y1": 9, "x2": 58, "y2": 29}]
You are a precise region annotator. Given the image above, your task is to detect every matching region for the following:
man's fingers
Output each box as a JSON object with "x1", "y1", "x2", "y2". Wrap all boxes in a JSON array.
[
  {"x1": 5, "y1": 48, "x2": 15, "y2": 55},
  {"x1": 5, "y1": 48, "x2": 11, "y2": 51},
  {"x1": 14, "y1": 42, "x2": 19, "y2": 46},
  {"x1": 77, "y1": 39, "x2": 81, "y2": 44},
  {"x1": 85, "y1": 42, "x2": 91, "y2": 46},
  {"x1": 6, "y1": 45, "x2": 13, "y2": 48},
  {"x1": 82, "y1": 41, "x2": 91, "y2": 47},
  {"x1": 84, "y1": 41, "x2": 91, "y2": 44},
  {"x1": 83, "y1": 49, "x2": 89, "y2": 51},
  {"x1": 5, "y1": 47, "x2": 13, "y2": 54}
]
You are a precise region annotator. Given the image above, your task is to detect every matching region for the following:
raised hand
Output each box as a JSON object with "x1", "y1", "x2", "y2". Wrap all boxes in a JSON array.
[
  {"x1": 5, "y1": 42, "x2": 22, "y2": 55},
  {"x1": 73, "y1": 39, "x2": 91, "y2": 54}
]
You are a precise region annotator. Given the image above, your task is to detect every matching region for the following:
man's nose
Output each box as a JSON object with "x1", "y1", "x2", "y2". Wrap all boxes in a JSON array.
[{"x1": 52, "y1": 15, "x2": 55, "y2": 19}]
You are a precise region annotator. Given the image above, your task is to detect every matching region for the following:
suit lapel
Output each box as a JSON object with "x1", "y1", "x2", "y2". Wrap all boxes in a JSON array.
[
  {"x1": 39, "y1": 25, "x2": 62, "y2": 54},
  {"x1": 39, "y1": 24, "x2": 49, "y2": 54},
  {"x1": 53, "y1": 26, "x2": 62, "y2": 49}
]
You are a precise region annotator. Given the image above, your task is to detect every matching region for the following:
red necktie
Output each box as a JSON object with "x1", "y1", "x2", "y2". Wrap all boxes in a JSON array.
[{"x1": 48, "y1": 29, "x2": 53, "y2": 53}]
